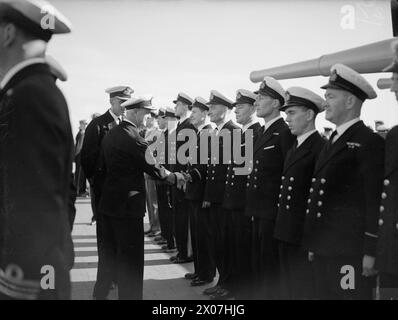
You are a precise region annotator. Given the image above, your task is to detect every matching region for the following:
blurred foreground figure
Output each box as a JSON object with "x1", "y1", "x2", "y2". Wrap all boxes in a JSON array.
[
  {"x1": 0, "y1": 0, "x2": 73, "y2": 300},
  {"x1": 377, "y1": 41, "x2": 398, "y2": 300}
]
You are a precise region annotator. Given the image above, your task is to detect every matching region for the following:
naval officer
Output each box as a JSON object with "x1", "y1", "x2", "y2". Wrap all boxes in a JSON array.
[
  {"x1": 202, "y1": 90, "x2": 240, "y2": 298},
  {"x1": 221, "y1": 89, "x2": 262, "y2": 300},
  {"x1": 302, "y1": 64, "x2": 385, "y2": 300},
  {"x1": 98, "y1": 97, "x2": 181, "y2": 300},
  {"x1": 81, "y1": 85, "x2": 133, "y2": 299},
  {"x1": 377, "y1": 41, "x2": 398, "y2": 299},
  {"x1": 0, "y1": 0, "x2": 73, "y2": 300},
  {"x1": 274, "y1": 87, "x2": 326, "y2": 300},
  {"x1": 245, "y1": 77, "x2": 295, "y2": 300}
]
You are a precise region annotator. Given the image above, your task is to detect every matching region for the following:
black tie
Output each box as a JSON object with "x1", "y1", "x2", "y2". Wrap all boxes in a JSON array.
[
  {"x1": 326, "y1": 130, "x2": 338, "y2": 151},
  {"x1": 292, "y1": 139, "x2": 298, "y2": 152}
]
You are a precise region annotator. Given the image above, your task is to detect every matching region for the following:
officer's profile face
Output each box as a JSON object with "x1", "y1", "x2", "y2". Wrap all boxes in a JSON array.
[
  {"x1": 190, "y1": 107, "x2": 206, "y2": 127},
  {"x1": 255, "y1": 94, "x2": 276, "y2": 118},
  {"x1": 324, "y1": 89, "x2": 349, "y2": 124},
  {"x1": 175, "y1": 101, "x2": 188, "y2": 117},
  {"x1": 110, "y1": 97, "x2": 125, "y2": 117},
  {"x1": 235, "y1": 103, "x2": 255, "y2": 126},
  {"x1": 158, "y1": 117, "x2": 167, "y2": 130},
  {"x1": 285, "y1": 106, "x2": 313, "y2": 136},
  {"x1": 208, "y1": 104, "x2": 227, "y2": 124}
]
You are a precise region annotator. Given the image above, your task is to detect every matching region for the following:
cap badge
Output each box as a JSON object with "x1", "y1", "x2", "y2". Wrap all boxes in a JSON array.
[{"x1": 330, "y1": 71, "x2": 338, "y2": 82}]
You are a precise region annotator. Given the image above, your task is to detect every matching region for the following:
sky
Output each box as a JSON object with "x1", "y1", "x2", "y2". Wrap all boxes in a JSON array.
[{"x1": 46, "y1": 0, "x2": 398, "y2": 135}]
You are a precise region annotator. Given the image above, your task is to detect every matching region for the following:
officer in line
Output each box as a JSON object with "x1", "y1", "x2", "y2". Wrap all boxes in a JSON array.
[
  {"x1": 184, "y1": 97, "x2": 215, "y2": 286},
  {"x1": 302, "y1": 64, "x2": 385, "y2": 300},
  {"x1": 221, "y1": 89, "x2": 262, "y2": 300},
  {"x1": 98, "y1": 97, "x2": 183, "y2": 300},
  {"x1": 0, "y1": 0, "x2": 73, "y2": 300},
  {"x1": 202, "y1": 90, "x2": 240, "y2": 298},
  {"x1": 81, "y1": 85, "x2": 133, "y2": 299},
  {"x1": 170, "y1": 93, "x2": 196, "y2": 264},
  {"x1": 245, "y1": 77, "x2": 295, "y2": 299},
  {"x1": 154, "y1": 107, "x2": 177, "y2": 252},
  {"x1": 377, "y1": 41, "x2": 398, "y2": 299},
  {"x1": 274, "y1": 87, "x2": 326, "y2": 300}
]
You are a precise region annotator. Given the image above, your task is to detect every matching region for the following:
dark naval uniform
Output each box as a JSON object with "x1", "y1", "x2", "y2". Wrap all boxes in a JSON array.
[
  {"x1": 81, "y1": 110, "x2": 119, "y2": 215},
  {"x1": 222, "y1": 121, "x2": 261, "y2": 298},
  {"x1": 302, "y1": 121, "x2": 385, "y2": 300},
  {"x1": 98, "y1": 120, "x2": 172, "y2": 300},
  {"x1": 185, "y1": 123, "x2": 215, "y2": 284},
  {"x1": 275, "y1": 131, "x2": 325, "y2": 299},
  {"x1": 155, "y1": 128, "x2": 175, "y2": 250},
  {"x1": 0, "y1": 62, "x2": 74, "y2": 300},
  {"x1": 377, "y1": 126, "x2": 398, "y2": 297},
  {"x1": 245, "y1": 117, "x2": 295, "y2": 299},
  {"x1": 204, "y1": 120, "x2": 240, "y2": 291},
  {"x1": 81, "y1": 109, "x2": 119, "y2": 298},
  {"x1": 170, "y1": 117, "x2": 197, "y2": 262}
]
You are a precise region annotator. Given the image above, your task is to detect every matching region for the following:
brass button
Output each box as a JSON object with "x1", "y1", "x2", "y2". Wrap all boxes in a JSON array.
[
  {"x1": 318, "y1": 201, "x2": 323, "y2": 207},
  {"x1": 279, "y1": 194, "x2": 282, "y2": 198},
  {"x1": 312, "y1": 178, "x2": 316, "y2": 183},
  {"x1": 306, "y1": 209, "x2": 310, "y2": 215},
  {"x1": 287, "y1": 196, "x2": 291, "y2": 201},
  {"x1": 310, "y1": 188, "x2": 314, "y2": 193},
  {"x1": 384, "y1": 179, "x2": 390, "y2": 187},
  {"x1": 317, "y1": 213, "x2": 322, "y2": 218},
  {"x1": 282, "y1": 176, "x2": 285, "y2": 180},
  {"x1": 379, "y1": 219, "x2": 384, "y2": 227},
  {"x1": 231, "y1": 183, "x2": 234, "y2": 186},
  {"x1": 319, "y1": 190, "x2": 324, "y2": 196},
  {"x1": 396, "y1": 223, "x2": 398, "y2": 231},
  {"x1": 308, "y1": 199, "x2": 311, "y2": 204},
  {"x1": 280, "y1": 185, "x2": 283, "y2": 190},
  {"x1": 286, "y1": 205, "x2": 290, "y2": 210},
  {"x1": 380, "y1": 206, "x2": 385, "y2": 213},
  {"x1": 246, "y1": 183, "x2": 250, "y2": 187},
  {"x1": 382, "y1": 193, "x2": 387, "y2": 200},
  {"x1": 321, "y1": 179, "x2": 326, "y2": 184},
  {"x1": 288, "y1": 187, "x2": 292, "y2": 191},
  {"x1": 290, "y1": 177, "x2": 295, "y2": 182}
]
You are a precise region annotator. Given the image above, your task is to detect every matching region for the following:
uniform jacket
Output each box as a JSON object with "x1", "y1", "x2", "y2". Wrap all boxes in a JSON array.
[
  {"x1": 222, "y1": 122, "x2": 262, "y2": 210},
  {"x1": 245, "y1": 118, "x2": 295, "y2": 219},
  {"x1": 302, "y1": 121, "x2": 385, "y2": 257},
  {"x1": 203, "y1": 120, "x2": 241, "y2": 204},
  {"x1": 0, "y1": 63, "x2": 74, "y2": 299},
  {"x1": 185, "y1": 124, "x2": 213, "y2": 202},
  {"x1": 99, "y1": 121, "x2": 167, "y2": 219},
  {"x1": 274, "y1": 131, "x2": 326, "y2": 245},
  {"x1": 80, "y1": 110, "x2": 116, "y2": 190},
  {"x1": 377, "y1": 126, "x2": 398, "y2": 275},
  {"x1": 170, "y1": 118, "x2": 197, "y2": 204}
]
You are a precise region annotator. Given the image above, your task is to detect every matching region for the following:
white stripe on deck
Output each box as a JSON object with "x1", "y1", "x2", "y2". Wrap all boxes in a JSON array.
[
  {"x1": 71, "y1": 264, "x2": 189, "y2": 282},
  {"x1": 74, "y1": 252, "x2": 171, "y2": 264}
]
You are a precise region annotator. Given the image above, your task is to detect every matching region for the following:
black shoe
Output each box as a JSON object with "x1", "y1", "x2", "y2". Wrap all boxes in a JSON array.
[
  {"x1": 154, "y1": 236, "x2": 164, "y2": 242},
  {"x1": 169, "y1": 255, "x2": 179, "y2": 262},
  {"x1": 144, "y1": 229, "x2": 153, "y2": 235},
  {"x1": 209, "y1": 288, "x2": 235, "y2": 300},
  {"x1": 203, "y1": 285, "x2": 220, "y2": 296},
  {"x1": 173, "y1": 257, "x2": 191, "y2": 264},
  {"x1": 157, "y1": 240, "x2": 168, "y2": 245},
  {"x1": 184, "y1": 273, "x2": 198, "y2": 280},
  {"x1": 191, "y1": 278, "x2": 213, "y2": 287}
]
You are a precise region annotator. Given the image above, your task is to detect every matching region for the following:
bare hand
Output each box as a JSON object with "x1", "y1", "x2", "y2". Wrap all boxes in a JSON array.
[
  {"x1": 308, "y1": 252, "x2": 315, "y2": 262},
  {"x1": 202, "y1": 201, "x2": 211, "y2": 209},
  {"x1": 362, "y1": 255, "x2": 377, "y2": 277}
]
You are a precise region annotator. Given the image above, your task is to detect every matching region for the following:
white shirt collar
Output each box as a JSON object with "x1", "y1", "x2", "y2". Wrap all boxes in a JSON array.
[
  {"x1": 263, "y1": 116, "x2": 282, "y2": 132},
  {"x1": 297, "y1": 129, "x2": 317, "y2": 147},
  {"x1": 198, "y1": 121, "x2": 212, "y2": 133},
  {"x1": 178, "y1": 114, "x2": 190, "y2": 125},
  {"x1": 109, "y1": 109, "x2": 120, "y2": 123},
  {"x1": 335, "y1": 118, "x2": 361, "y2": 141},
  {"x1": 242, "y1": 119, "x2": 260, "y2": 133},
  {"x1": 216, "y1": 119, "x2": 229, "y2": 132},
  {"x1": 0, "y1": 57, "x2": 47, "y2": 89}
]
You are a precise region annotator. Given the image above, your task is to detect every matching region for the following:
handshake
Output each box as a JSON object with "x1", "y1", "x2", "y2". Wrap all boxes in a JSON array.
[
  {"x1": 158, "y1": 166, "x2": 192, "y2": 191},
  {"x1": 174, "y1": 172, "x2": 192, "y2": 191}
]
